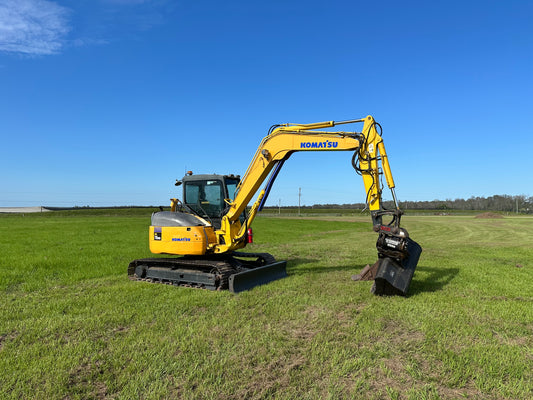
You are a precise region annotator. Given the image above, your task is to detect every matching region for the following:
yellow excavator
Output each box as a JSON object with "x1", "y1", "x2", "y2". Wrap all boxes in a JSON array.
[{"x1": 128, "y1": 115, "x2": 422, "y2": 295}]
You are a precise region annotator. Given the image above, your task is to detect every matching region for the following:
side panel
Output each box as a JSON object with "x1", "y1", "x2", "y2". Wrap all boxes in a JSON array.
[{"x1": 149, "y1": 225, "x2": 216, "y2": 255}]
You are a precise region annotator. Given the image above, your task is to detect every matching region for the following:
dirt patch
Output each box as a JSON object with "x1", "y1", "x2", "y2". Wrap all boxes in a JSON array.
[
  {"x1": 475, "y1": 212, "x2": 503, "y2": 219},
  {"x1": 68, "y1": 360, "x2": 109, "y2": 399},
  {"x1": 379, "y1": 320, "x2": 426, "y2": 349},
  {"x1": 0, "y1": 331, "x2": 19, "y2": 350},
  {"x1": 283, "y1": 306, "x2": 323, "y2": 341},
  {"x1": 233, "y1": 353, "x2": 308, "y2": 399},
  {"x1": 365, "y1": 352, "x2": 484, "y2": 400}
]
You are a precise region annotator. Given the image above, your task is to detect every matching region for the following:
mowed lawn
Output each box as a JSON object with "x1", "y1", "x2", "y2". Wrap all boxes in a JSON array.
[{"x1": 0, "y1": 210, "x2": 531, "y2": 399}]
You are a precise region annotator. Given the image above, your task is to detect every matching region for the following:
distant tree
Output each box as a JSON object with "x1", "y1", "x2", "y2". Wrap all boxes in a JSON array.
[{"x1": 299, "y1": 194, "x2": 533, "y2": 214}]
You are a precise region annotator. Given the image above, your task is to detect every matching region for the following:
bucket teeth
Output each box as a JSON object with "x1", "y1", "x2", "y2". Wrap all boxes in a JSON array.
[{"x1": 351, "y1": 261, "x2": 380, "y2": 281}]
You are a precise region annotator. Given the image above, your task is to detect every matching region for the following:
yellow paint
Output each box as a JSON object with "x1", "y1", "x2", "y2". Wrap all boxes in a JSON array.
[{"x1": 149, "y1": 225, "x2": 216, "y2": 255}]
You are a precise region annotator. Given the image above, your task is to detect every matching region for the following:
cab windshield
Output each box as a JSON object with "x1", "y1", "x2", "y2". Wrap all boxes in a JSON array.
[{"x1": 184, "y1": 180, "x2": 224, "y2": 219}]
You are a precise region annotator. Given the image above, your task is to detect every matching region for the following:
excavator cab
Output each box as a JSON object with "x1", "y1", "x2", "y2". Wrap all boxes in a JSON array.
[
  {"x1": 130, "y1": 171, "x2": 286, "y2": 292},
  {"x1": 178, "y1": 173, "x2": 242, "y2": 229}
]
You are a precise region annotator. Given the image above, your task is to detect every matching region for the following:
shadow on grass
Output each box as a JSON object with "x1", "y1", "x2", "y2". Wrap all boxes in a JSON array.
[
  {"x1": 286, "y1": 259, "x2": 459, "y2": 295},
  {"x1": 409, "y1": 265, "x2": 459, "y2": 295},
  {"x1": 286, "y1": 258, "x2": 368, "y2": 276}
]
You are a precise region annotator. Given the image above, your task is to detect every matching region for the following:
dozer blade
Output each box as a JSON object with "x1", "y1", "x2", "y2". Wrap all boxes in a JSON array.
[
  {"x1": 372, "y1": 237, "x2": 422, "y2": 296},
  {"x1": 229, "y1": 261, "x2": 287, "y2": 293}
]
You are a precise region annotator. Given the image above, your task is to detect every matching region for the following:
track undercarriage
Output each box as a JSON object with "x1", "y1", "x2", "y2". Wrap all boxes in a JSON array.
[{"x1": 128, "y1": 252, "x2": 287, "y2": 293}]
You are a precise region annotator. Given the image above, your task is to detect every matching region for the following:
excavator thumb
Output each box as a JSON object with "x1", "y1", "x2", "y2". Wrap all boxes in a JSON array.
[
  {"x1": 366, "y1": 210, "x2": 422, "y2": 296},
  {"x1": 352, "y1": 209, "x2": 423, "y2": 296},
  {"x1": 353, "y1": 236, "x2": 421, "y2": 296},
  {"x1": 372, "y1": 236, "x2": 422, "y2": 296}
]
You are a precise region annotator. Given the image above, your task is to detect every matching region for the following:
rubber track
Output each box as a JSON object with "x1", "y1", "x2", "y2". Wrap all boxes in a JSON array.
[
  {"x1": 128, "y1": 252, "x2": 279, "y2": 291},
  {"x1": 128, "y1": 257, "x2": 235, "y2": 290}
]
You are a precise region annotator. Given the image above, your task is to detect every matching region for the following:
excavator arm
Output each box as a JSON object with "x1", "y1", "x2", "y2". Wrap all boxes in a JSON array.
[{"x1": 214, "y1": 115, "x2": 397, "y2": 253}]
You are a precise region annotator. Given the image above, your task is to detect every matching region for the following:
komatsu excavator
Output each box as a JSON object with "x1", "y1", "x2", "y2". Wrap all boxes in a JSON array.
[{"x1": 128, "y1": 115, "x2": 422, "y2": 295}]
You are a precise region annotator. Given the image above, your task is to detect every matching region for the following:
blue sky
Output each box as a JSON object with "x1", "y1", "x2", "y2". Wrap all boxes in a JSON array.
[{"x1": 1, "y1": 0, "x2": 532, "y2": 207}]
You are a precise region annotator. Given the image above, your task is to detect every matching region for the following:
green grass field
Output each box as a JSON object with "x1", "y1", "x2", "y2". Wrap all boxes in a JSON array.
[{"x1": 0, "y1": 210, "x2": 532, "y2": 399}]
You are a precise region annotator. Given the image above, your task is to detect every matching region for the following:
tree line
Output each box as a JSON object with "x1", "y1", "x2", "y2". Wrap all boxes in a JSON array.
[
  {"x1": 297, "y1": 194, "x2": 532, "y2": 214},
  {"x1": 397, "y1": 194, "x2": 531, "y2": 213}
]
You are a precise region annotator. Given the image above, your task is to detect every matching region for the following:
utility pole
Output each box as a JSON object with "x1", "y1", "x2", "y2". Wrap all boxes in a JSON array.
[
  {"x1": 298, "y1": 187, "x2": 301, "y2": 216},
  {"x1": 278, "y1": 199, "x2": 281, "y2": 215}
]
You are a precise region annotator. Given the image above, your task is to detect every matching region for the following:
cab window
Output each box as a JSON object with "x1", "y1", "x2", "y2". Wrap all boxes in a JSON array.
[
  {"x1": 184, "y1": 180, "x2": 224, "y2": 219},
  {"x1": 225, "y1": 178, "x2": 239, "y2": 200}
]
